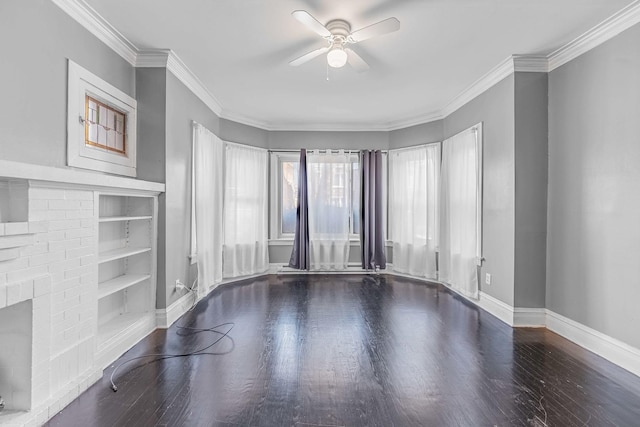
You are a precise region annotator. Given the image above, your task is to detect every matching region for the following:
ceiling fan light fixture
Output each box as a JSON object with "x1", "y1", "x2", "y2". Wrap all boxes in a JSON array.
[{"x1": 327, "y1": 45, "x2": 348, "y2": 68}]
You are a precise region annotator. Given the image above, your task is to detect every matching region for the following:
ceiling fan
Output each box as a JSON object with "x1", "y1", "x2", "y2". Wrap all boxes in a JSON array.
[{"x1": 289, "y1": 10, "x2": 400, "y2": 73}]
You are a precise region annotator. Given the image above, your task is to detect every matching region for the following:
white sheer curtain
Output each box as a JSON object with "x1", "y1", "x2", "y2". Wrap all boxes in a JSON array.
[
  {"x1": 440, "y1": 125, "x2": 482, "y2": 299},
  {"x1": 307, "y1": 150, "x2": 351, "y2": 270},
  {"x1": 389, "y1": 144, "x2": 440, "y2": 278},
  {"x1": 223, "y1": 143, "x2": 269, "y2": 278},
  {"x1": 191, "y1": 122, "x2": 224, "y2": 298}
]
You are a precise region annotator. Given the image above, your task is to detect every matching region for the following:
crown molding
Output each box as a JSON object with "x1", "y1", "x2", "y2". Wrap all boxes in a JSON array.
[
  {"x1": 51, "y1": 0, "x2": 137, "y2": 65},
  {"x1": 165, "y1": 52, "x2": 224, "y2": 116},
  {"x1": 441, "y1": 56, "x2": 515, "y2": 118},
  {"x1": 513, "y1": 55, "x2": 549, "y2": 73},
  {"x1": 548, "y1": 0, "x2": 640, "y2": 71},
  {"x1": 53, "y1": 0, "x2": 640, "y2": 132},
  {"x1": 136, "y1": 49, "x2": 171, "y2": 68}
]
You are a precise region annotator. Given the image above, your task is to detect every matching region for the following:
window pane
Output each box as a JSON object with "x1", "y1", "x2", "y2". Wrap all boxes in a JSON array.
[
  {"x1": 351, "y1": 161, "x2": 360, "y2": 234},
  {"x1": 281, "y1": 161, "x2": 299, "y2": 234}
]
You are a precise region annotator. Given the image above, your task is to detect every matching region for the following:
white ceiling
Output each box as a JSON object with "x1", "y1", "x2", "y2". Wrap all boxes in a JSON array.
[{"x1": 84, "y1": 0, "x2": 635, "y2": 130}]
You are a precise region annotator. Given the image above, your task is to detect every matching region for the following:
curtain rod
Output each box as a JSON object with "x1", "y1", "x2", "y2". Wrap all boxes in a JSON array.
[{"x1": 268, "y1": 149, "x2": 389, "y2": 154}]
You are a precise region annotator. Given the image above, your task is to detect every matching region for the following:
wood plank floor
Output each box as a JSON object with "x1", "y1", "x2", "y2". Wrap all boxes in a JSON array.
[{"x1": 46, "y1": 274, "x2": 640, "y2": 426}]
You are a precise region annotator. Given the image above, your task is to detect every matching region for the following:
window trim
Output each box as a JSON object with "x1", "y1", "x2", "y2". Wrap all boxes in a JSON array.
[{"x1": 67, "y1": 60, "x2": 137, "y2": 177}]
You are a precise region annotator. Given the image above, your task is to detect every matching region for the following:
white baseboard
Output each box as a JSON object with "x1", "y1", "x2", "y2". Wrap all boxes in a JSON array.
[
  {"x1": 546, "y1": 309, "x2": 640, "y2": 378},
  {"x1": 513, "y1": 307, "x2": 547, "y2": 327},
  {"x1": 156, "y1": 291, "x2": 195, "y2": 329},
  {"x1": 477, "y1": 291, "x2": 515, "y2": 326}
]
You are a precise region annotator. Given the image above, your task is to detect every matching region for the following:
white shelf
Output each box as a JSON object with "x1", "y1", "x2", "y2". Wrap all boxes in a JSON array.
[
  {"x1": 98, "y1": 247, "x2": 151, "y2": 264},
  {"x1": 98, "y1": 312, "x2": 153, "y2": 350},
  {"x1": 99, "y1": 215, "x2": 152, "y2": 223},
  {"x1": 98, "y1": 274, "x2": 151, "y2": 300}
]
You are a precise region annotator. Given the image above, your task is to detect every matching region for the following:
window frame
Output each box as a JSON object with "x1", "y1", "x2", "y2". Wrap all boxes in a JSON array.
[
  {"x1": 67, "y1": 60, "x2": 137, "y2": 177},
  {"x1": 269, "y1": 151, "x2": 387, "y2": 242}
]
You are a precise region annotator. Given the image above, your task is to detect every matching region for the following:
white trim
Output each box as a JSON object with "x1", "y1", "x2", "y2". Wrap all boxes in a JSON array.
[
  {"x1": 0, "y1": 160, "x2": 164, "y2": 193},
  {"x1": 513, "y1": 55, "x2": 549, "y2": 73},
  {"x1": 156, "y1": 291, "x2": 195, "y2": 328},
  {"x1": 441, "y1": 57, "x2": 515, "y2": 118},
  {"x1": 548, "y1": 0, "x2": 640, "y2": 71},
  {"x1": 67, "y1": 60, "x2": 138, "y2": 177},
  {"x1": 546, "y1": 309, "x2": 640, "y2": 378},
  {"x1": 166, "y1": 51, "x2": 223, "y2": 116},
  {"x1": 54, "y1": 0, "x2": 640, "y2": 131},
  {"x1": 51, "y1": 0, "x2": 137, "y2": 65},
  {"x1": 513, "y1": 307, "x2": 546, "y2": 327},
  {"x1": 476, "y1": 291, "x2": 515, "y2": 326}
]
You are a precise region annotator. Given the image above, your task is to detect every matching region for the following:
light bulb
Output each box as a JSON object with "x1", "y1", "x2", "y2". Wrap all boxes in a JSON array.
[{"x1": 327, "y1": 45, "x2": 348, "y2": 68}]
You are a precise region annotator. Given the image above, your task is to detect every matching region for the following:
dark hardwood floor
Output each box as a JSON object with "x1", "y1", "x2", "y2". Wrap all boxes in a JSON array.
[{"x1": 46, "y1": 274, "x2": 640, "y2": 426}]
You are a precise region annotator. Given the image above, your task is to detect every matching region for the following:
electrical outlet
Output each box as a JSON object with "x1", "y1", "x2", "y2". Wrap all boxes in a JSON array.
[{"x1": 485, "y1": 273, "x2": 491, "y2": 285}]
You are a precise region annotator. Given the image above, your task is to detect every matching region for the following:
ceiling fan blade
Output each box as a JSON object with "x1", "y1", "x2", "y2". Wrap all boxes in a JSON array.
[
  {"x1": 349, "y1": 17, "x2": 400, "y2": 43},
  {"x1": 289, "y1": 46, "x2": 330, "y2": 66},
  {"x1": 292, "y1": 10, "x2": 332, "y2": 37},
  {"x1": 345, "y1": 48, "x2": 370, "y2": 73}
]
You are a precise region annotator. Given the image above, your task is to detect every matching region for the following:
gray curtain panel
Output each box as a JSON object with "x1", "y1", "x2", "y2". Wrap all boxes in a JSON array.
[
  {"x1": 360, "y1": 150, "x2": 387, "y2": 270},
  {"x1": 289, "y1": 149, "x2": 310, "y2": 270}
]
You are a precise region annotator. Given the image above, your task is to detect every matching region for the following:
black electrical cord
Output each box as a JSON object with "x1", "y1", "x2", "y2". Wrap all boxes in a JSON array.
[{"x1": 109, "y1": 279, "x2": 234, "y2": 392}]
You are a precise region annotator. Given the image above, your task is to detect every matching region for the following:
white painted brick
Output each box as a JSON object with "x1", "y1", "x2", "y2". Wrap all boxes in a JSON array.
[
  {"x1": 80, "y1": 218, "x2": 94, "y2": 228},
  {"x1": 20, "y1": 242, "x2": 48, "y2": 257},
  {"x1": 34, "y1": 275, "x2": 51, "y2": 296},
  {"x1": 64, "y1": 190, "x2": 94, "y2": 201},
  {"x1": 64, "y1": 264, "x2": 94, "y2": 280},
  {"x1": 66, "y1": 246, "x2": 93, "y2": 260},
  {"x1": 49, "y1": 219, "x2": 81, "y2": 231},
  {"x1": 7, "y1": 282, "x2": 21, "y2": 305},
  {"x1": 42, "y1": 230, "x2": 67, "y2": 242},
  {"x1": 50, "y1": 272, "x2": 65, "y2": 285},
  {"x1": 80, "y1": 274, "x2": 94, "y2": 287},
  {"x1": 51, "y1": 290, "x2": 65, "y2": 307},
  {"x1": 0, "y1": 223, "x2": 4, "y2": 236},
  {"x1": 49, "y1": 200, "x2": 82, "y2": 210},
  {"x1": 80, "y1": 254, "x2": 94, "y2": 266},
  {"x1": 65, "y1": 227, "x2": 93, "y2": 239},
  {"x1": 46, "y1": 210, "x2": 67, "y2": 220},
  {"x1": 61, "y1": 294, "x2": 81, "y2": 311},
  {"x1": 0, "y1": 285, "x2": 6, "y2": 308},
  {"x1": 28, "y1": 221, "x2": 49, "y2": 233},
  {"x1": 0, "y1": 234, "x2": 34, "y2": 249},
  {"x1": 66, "y1": 209, "x2": 94, "y2": 220},
  {"x1": 63, "y1": 326, "x2": 79, "y2": 342},
  {"x1": 20, "y1": 279, "x2": 34, "y2": 300},
  {"x1": 80, "y1": 201, "x2": 93, "y2": 209},
  {"x1": 52, "y1": 277, "x2": 79, "y2": 293},
  {"x1": 0, "y1": 272, "x2": 6, "y2": 285},
  {"x1": 0, "y1": 247, "x2": 20, "y2": 261},
  {"x1": 0, "y1": 257, "x2": 28, "y2": 273},
  {"x1": 49, "y1": 238, "x2": 81, "y2": 252},
  {"x1": 28, "y1": 209, "x2": 49, "y2": 221},
  {"x1": 4, "y1": 222, "x2": 29, "y2": 235},
  {"x1": 64, "y1": 286, "x2": 81, "y2": 301},
  {"x1": 29, "y1": 187, "x2": 66, "y2": 200},
  {"x1": 29, "y1": 199, "x2": 48, "y2": 211},
  {"x1": 52, "y1": 311, "x2": 64, "y2": 326},
  {"x1": 7, "y1": 265, "x2": 48, "y2": 283},
  {"x1": 49, "y1": 258, "x2": 81, "y2": 274},
  {"x1": 80, "y1": 237, "x2": 95, "y2": 247},
  {"x1": 29, "y1": 250, "x2": 65, "y2": 267}
]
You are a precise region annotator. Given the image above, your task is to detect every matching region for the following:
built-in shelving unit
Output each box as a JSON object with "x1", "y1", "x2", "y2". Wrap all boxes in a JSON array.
[{"x1": 96, "y1": 192, "x2": 158, "y2": 368}]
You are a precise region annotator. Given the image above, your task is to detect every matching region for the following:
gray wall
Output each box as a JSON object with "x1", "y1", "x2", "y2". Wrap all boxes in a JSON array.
[
  {"x1": 444, "y1": 76, "x2": 516, "y2": 306},
  {"x1": 268, "y1": 131, "x2": 389, "y2": 150},
  {"x1": 0, "y1": 0, "x2": 135, "y2": 168},
  {"x1": 220, "y1": 118, "x2": 269, "y2": 148},
  {"x1": 136, "y1": 68, "x2": 167, "y2": 184},
  {"x1": 513, "y1": 72, "x2": 548, "y2": 308},
  {"x1": 162, "y1": 73, "x2": 221, "y2": 307},
  {"x1": 389, "y1": 120, "x2": 444, "y2": 149},
  {"x1": 547, "y1": 23, "x2": 640, "y2": 348}
]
